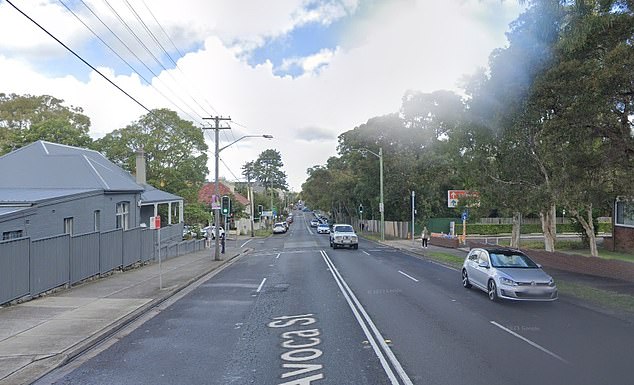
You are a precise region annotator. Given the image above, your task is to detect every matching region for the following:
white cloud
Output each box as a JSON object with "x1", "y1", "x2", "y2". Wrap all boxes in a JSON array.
[{"x1": 0, "y1": 0, "x2": 524, "y2": 191}]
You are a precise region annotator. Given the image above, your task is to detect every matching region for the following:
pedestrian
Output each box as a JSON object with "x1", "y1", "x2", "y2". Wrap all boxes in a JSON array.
[
  {"x1": 421, "y1": 226, "x2": 430, "y2": 248},
  {"x1": 360, "y1": 222, "x2": 365, "y2": 232}
]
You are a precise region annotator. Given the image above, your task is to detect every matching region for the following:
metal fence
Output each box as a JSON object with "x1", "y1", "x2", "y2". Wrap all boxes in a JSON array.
[{"x1": 0, "y1": 223, "x2": 205, "y2": 305}]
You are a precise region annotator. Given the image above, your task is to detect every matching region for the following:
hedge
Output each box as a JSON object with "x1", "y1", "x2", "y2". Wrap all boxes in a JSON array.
[{"x1": 455, "y1": 222, "x2": 612, "y2": 235}]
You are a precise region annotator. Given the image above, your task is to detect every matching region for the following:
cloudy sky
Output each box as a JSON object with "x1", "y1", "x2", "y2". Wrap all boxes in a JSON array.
[{"x1": 0, "y1": 0, "x2": 525, "y2": 191}]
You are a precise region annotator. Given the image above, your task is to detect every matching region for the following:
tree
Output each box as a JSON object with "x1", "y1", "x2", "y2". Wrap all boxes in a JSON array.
[
  {"x1": 95, "y1": 108, "x2": 208, "y2": 203},
  {"x1": 253, "y1": 149, "x2": 288, "y2": 192},
  {"x1": 0, "y1": 93, "x2": 92, "y2": 154}
]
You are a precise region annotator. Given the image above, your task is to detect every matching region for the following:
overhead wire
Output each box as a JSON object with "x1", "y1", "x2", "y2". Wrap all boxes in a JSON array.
[
  {"x1": 57, "y1": 0, "x2": 202, "y2": 126},
  {"x1": 99, "y1": 0, "x2": 207, "y2": 126}
]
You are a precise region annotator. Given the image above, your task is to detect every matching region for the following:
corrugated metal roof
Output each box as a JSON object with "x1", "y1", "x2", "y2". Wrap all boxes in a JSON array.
[
  {"x1": 141, "y1": 184, "x2": 182, "y2": 204},
  {"x1": 0, "y1": 188, "x2": 99, "y2": 203},
  {"x1": 0, "y1": 141, "x2": 143, "y2": 192}
]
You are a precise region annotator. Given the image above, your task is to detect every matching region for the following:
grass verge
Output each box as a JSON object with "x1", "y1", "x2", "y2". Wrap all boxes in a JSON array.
[
  {"x1": 425, "y1": 251, "x2": 464, "y2": 269},
  {"x1": 556, "y1": 280, "x2": 634, "y2": 315}
]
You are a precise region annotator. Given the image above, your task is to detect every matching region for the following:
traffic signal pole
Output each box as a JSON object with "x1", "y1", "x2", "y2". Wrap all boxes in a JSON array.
[{"x1": 203, "y1": 116, "x2": 231, "y2": 261}]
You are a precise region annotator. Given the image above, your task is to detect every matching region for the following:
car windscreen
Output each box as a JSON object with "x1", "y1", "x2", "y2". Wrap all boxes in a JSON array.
[
  {"x1": 334, "y1": 226, "x2": 353, "y2": 233},
  {"x1": 489, "y1": 251, "x2": 539, "y2": 268}
]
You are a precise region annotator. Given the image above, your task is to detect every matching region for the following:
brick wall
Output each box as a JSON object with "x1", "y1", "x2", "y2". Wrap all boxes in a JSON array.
[{"x1": 614, "y1": 225, "x2": 634, "y2": 253}]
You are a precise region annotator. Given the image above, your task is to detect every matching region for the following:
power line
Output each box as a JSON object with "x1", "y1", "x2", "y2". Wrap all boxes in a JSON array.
[
  {"x1": 5, "y1": 0, "x2": 153, "y2": 118},
  {"x1": 57, "y1": 0, "x2": 202, "y2": 125}
]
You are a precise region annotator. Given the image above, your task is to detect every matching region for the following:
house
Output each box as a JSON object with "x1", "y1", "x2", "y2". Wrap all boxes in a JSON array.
[
  {"x1": 198, "y1": 180, "x2": 258, "y2": 234},
  {"x1": 607, "y1": 197, "x2": 634, "y2": 253},
  {"x1": 0, "y1": 141, "x2": 182, "y2": 240}
]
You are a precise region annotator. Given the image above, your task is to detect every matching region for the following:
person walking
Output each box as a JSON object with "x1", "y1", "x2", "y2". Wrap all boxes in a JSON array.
[{"x1": 421, "y1": 226, "x2": 430, "y2": 248}]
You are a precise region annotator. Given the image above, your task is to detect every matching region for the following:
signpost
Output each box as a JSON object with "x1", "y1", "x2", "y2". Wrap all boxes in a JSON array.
[
  {"x1": 150, "y1": 215, "x2": 162, "y2": 289},
  {"x1": 447, "y1": 190, "x2": 479, "y2": 208}
]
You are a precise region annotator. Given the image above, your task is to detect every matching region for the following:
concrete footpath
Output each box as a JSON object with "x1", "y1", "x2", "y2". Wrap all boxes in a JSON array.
[{"x1": 0, "y1": 236, "x2": 254, "y2": 385}]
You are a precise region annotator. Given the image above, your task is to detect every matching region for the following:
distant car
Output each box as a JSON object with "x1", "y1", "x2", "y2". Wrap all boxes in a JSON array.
[
  {"x1": 462, "y1": 247, "x2": 558, "y2": 302},
  {"x1": 273, "y1": 222, "x2": 287, "y2": 234},
  {"x1": 329, "y1": 224, "x2": 358, "y2": 249},
  {"x1": 203, "y1": 225, "x2": 225, "y2": 240},
  {"x1": 317, "y1": 223, "x2": 330, "y2": 234},
  {"x1": 310, "y1": 219, "x2": 319, "y2": 227}
]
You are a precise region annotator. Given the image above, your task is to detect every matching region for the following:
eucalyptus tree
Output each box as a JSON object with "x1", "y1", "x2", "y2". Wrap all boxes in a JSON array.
[
  {"x1": 0, "y1": 93, "x2": 92, "y2": 154},
  {"x1": 95, "y1": 108, "x2": 208, "y2": 203}
]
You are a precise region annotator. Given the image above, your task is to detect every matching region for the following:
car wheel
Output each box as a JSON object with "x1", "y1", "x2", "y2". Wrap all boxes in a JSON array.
[
  {"x1": 353, "y1": 244, "x2": 358, "y2": 250},
  {"x1": 462, "y1": 269, "x2": 472, "y2": 289},
  {"x1": 488, "y1": 279, "x2": 499, "y2": 301},
  {"x1": 333, "y1": 244, "x2": 338, "y2": 249}
]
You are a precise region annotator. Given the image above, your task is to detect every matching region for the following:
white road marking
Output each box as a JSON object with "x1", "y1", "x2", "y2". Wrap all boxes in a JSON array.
[
  {"x1": 321, "y1": 250, "x2": 413, "y2": 385},
  {"x1": 490, "y1": 321, "x2": 569, "y2": 364},
  {"x1": 428, "y1": 260, "x2": 458, "y2": 271},
  {"x1": 398, "y1": 270, "x2": 419, "y2": 282},
  {"x1": 240, "y1": 239, "x2": 253, "y2": 248},
  {"x1": 257, "y1": 277, "x2": 267, "y2": 293},
  {"x1": 362, "y1": 250, "x2": 370, "y2": 256},
  {"x1": 276, "y1": 253, "x2": 281, "y2": 259}
]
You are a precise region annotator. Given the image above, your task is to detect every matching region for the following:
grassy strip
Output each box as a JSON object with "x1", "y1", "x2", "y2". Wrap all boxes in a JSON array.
[
  {"x1": 556, "y1": 280, "x2": 634, "y2": 315},
  {"x1": 425, "y1": 251, "x2": 464, "y2": 269}
]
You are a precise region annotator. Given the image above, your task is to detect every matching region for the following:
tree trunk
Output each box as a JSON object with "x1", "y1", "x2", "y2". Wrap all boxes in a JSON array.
[
  {"x1": 571, "y1": 205, "x2": 599, "y2": 257},
  {"x1": 510, "y1": 212, "x2": 522, "y2": 248},
  {"x1": 540, "y1": 204, "x2": 557, "y2": 252}
]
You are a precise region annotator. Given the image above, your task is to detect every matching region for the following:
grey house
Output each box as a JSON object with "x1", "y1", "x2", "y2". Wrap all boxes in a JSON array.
[{"x1": 0, "y1": 141, "x2": 182, "y2": 240}]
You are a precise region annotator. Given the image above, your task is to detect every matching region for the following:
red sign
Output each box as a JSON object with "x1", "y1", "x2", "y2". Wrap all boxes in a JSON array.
[
  {"x1": 447, "y1": 190, "x2": 479, "y2": 208},
  {"x1": 150, "y1": 215, "x2": 161, "y2": 229}
]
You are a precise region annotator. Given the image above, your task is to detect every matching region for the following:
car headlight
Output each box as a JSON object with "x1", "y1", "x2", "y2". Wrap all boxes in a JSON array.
[
  {"x1": 548, "y1": 278, "x2": 555, "y2": 286},
  {"x1": 500, "y1": 277, "x2": 517, "y2": 286}
]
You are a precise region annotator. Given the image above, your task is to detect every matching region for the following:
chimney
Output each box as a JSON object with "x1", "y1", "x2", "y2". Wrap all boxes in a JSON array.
[{"x1": 135, "y1": 148, "x2": 146, "y2": 185}]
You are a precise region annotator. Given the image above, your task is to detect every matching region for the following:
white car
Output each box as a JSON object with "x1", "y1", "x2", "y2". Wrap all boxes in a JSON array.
[
  {"x1": 462, "y1": 247, "x2": 558, "y2": 302},
  {"x1": 203, "y1": 225, "x2": 225, "y2": 240},
  {"x1": 317, "y1": 223, "x2": 330, "y2": 234},
  {"x1": 273, "y1": 222, "x2": 287, "y2": 234},
  {"x1": 329, "y1": 224, "x2": 358, "y2": 249}
]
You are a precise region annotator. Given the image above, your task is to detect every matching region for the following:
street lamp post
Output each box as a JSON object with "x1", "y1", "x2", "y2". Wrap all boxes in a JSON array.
[
  {"x1": 211, "y1": 134, "x2": 272, "y2": 260},
  {"x1": 354, "y1": 147, "x2": 384, "y2": 241}
]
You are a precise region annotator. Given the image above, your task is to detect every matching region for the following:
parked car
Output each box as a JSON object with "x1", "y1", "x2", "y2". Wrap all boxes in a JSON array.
[
  {"x1": 461, "y1": 247, "x2": 558, "y2": 302},
  {"x1": 310, "y1": 219, "x2": 320, "y2": 227},
  {"x1": 203, "y1": 225, "x2": 225, "y2": 240},
  {"x1": 329, "y1": 224, "x2": 358, "y2": 249},
  {"x1": 317, "y1": 223, "x2": 330, "y2": 234},
  {"x1": 273, "y1": 222, "x2": 287, "y2": 234}
]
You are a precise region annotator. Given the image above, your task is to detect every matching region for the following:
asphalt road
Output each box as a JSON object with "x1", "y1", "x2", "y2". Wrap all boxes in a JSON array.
[{"x1": 37, "y1": 211, "x2": 633, "y2": 385}]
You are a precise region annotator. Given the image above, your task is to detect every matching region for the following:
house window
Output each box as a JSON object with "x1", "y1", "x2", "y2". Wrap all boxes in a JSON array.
[
  {"x1": 64, "y1": 217, "x2": 74, "y2": 235},
  {"x1": 2, "y1": 230, "x2": 23, "y2": 241},
  {"x1": 116, "y1": 202, "x2": 130, "y2": 230},
  {"x1": 615, "y1": 200, "x2": 634, "y2": 227},
  {"x1": 94, "y1": 210, "x2": 101, "y2": 232}
]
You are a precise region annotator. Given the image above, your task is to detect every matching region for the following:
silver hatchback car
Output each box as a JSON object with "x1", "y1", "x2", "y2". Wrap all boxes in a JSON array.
[{"x1": 462, "y1": 247, "x2": 558, "y2": 301}]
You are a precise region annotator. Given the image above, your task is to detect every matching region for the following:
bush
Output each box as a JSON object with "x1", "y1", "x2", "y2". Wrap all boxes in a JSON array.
[{"x1": 455, "y1": 222, "x2": 611, "y2": 235}]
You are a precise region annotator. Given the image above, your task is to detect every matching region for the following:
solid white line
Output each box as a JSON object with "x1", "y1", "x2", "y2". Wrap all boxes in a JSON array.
[
  {"x1": 320, "y1": 251, "x2": 400, "y2": 385},
  {"x1": 490, "y1": 321, "x2": 569, "y2": 364},
  {"x1": 276, "y1": 253, "x2": 281, "y2": 259},
  {"x1": 428, "y1": 260, "x2": 458, "y2": 271},
  {"x1": 362, "y1": 250, "x2": 370, "y2": 256},
  {"x1": 240, "y1": 239, "x2": 253, "y2": 248},
  {"x1": 398, "y1": 270, "x2": 419, "y2": 282},
  {"x1": 322, "y1": 250, "x2": 413, "y2": 385},
  {"x1": 256, "y1": 277, "x2": 267, "y2": 293}
]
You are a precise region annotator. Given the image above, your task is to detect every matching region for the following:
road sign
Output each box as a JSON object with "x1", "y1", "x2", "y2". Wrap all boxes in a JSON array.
[
  {"x1": 461, "y1": 211, "x2": 468, "y2": 221},
  {"x1": 447, "y1": 190, "x2": 480, "y2": 208}
]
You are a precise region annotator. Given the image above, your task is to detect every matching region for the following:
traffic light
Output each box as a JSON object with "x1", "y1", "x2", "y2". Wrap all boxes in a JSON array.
[
  {"x1": 221, "y1": 195, "x2": 230, "y2": 215},
  {"x1": 359, "y1": 204, "x2": 363, "y2": 214},
  {"x1": 258, "y1": 204, "x2": 263, "y2": 214}
]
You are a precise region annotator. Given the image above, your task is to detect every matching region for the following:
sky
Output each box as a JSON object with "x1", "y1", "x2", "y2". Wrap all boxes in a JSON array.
[{"x1": 0, "y1": 0, "x2": 525, "y2": 191}]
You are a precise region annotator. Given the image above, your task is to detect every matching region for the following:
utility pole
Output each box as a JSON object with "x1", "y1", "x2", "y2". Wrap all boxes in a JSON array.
[{"x1": 203, "y1": 116, "x2": 231, "y2": 261}]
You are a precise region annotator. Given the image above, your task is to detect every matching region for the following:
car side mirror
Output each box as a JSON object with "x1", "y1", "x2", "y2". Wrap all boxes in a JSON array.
[{"x1": 478, "y1": 261, "x2": 489, "y2": 269}]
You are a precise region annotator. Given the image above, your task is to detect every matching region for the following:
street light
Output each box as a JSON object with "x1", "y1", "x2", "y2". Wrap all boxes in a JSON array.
[
  {"x1": 354, "y1": 147, "x2": 384, "y2": 241},
  {"x1": 212, "y1": 134, "x2": 272, "y2": 260}
]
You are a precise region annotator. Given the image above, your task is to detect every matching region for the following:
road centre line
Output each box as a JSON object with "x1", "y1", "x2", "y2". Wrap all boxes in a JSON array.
[
  {"x1": 490, "y1": 321, "x2": 569, "y2": 364},
  {"x1": 362, "y1": 250, "x2": 370, "y2": 256},
  {"x1": 257, "y1": 278, "x2": 267, "y2": 293},
  {"x1": 398, "y1": 271, "x2": 419, "y2": 282},
  {"x1": 240, "y1": 239, "x2": 253, "y2": 248},
  {"x1": 321, "y1": 250, "x2": 413, "y2": 385},
  {"x1": 276, "y1": 253, "x2": 281, "y2": 259}
]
